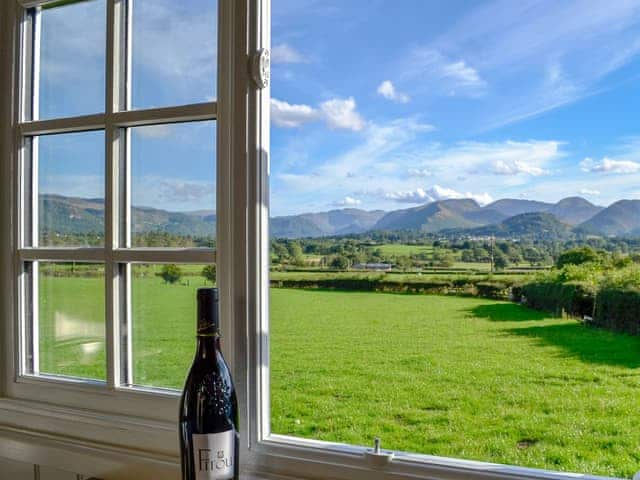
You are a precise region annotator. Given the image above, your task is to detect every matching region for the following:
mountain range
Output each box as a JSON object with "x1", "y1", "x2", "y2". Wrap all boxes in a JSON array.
[{"x1": 40, "y1": 194, "x2": 640, "y2": 239}]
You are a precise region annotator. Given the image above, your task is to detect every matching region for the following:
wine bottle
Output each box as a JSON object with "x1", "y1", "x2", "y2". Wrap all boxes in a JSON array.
[{"x1": 179, "y1": 287, "x2": 239, "y2": 480}]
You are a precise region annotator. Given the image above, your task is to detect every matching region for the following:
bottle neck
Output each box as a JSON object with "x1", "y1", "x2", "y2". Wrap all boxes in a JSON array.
[{"x1": 195, "y1": 334, "x2": 221, "y2": 360}]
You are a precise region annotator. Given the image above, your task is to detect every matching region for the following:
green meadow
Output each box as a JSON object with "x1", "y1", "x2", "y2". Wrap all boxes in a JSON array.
[{"x1": 39, "y1": 276, "x2": 640, "y2": 478}]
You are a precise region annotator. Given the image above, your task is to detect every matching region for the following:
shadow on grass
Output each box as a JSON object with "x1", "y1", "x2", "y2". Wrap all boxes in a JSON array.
[
  {"x1": 470, "y1": 303, "x2": 640, "y2": 368},
  {"x1": 507, "y1": 323, "x2": 640, "y2": 368},
  {"x1": 470, "y1": 303, "x2": 549, "y2": 322}
]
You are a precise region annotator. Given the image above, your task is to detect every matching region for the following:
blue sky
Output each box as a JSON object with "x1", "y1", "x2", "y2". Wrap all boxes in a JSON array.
[
  {"x1": 37, "y1": 0, "x2": 640, "y2": 216},
  {"x1": 270, "y1": 0, "x2": 640, "y2": 215},
  {"x1": 38, "y1": 0, "x2": 216, "y2": 214}
]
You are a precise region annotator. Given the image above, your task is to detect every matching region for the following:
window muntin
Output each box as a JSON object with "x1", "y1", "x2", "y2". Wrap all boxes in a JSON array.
[{"x1": 16, "y1": 0, "x2": 217, "y2": 394}]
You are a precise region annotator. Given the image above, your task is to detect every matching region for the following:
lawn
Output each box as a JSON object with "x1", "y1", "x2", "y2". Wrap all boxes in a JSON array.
[
  {"x1": 375, "y1": 243, "x2": 434, "y2": 256},
  {"x1": 38, "y1": 277, "x2": 640, "y2": 477},
  {"x1": 270, "y1": 289, "x2": 640, "y2": 478}
]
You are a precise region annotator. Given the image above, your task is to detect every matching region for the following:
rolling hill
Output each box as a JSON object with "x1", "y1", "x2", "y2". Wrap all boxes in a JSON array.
[
  {"x1": 373, "y1": 199, "x2": 486, "y2": 232},
  {"x1": 458, "y1": 212, "x2": 575, "y2": 240},
  {"x1": 40, "y1": 193, "x2": 640, "y2": 239},
  {"x1": 578, "y1": 200, "x2": 640, "y2": 236}
]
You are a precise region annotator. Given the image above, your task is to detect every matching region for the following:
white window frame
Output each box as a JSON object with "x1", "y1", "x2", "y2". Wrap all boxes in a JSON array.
[{"x1": 0, "y1": 1, "x2": 628, "y2": 479}]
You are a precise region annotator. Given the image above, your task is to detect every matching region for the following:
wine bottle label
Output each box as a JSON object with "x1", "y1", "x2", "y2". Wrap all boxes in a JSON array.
[{"x1": 192, "y1": 430, "x2": 235, "y2": 480}]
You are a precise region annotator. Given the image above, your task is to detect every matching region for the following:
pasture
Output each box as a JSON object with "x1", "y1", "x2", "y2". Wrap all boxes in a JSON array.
[{"x1": 38, "y1": 276, "x2": 640, "y2": 477}]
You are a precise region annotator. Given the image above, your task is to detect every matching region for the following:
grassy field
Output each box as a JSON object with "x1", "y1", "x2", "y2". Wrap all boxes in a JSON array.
[
  {"x1": 270, "y1": 289, "x2": 640, "y2": 478},
  {"x1": 38, "y1": 277, "x2": 640, "y2": 477},
  {"x1": 375, "y1": 243, "x2": 435, "y2": 256}
]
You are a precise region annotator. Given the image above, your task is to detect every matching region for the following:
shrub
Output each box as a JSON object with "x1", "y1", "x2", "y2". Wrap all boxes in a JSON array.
[
  {"x1": 556, "y1": 246, "x2": 599, "y2": 268},
  {"x1": 475, "y1": 281, "x2": 509, "y2": 299},
  {"x1": 159, "y1": 264, "x2": 182, "y2": 284},
  {"x1": 202, "y1": 264, "x2": 216, "y2": 284},
  {"x1": 593, "y1": 288, "x2": 640, "y2": 335},
  {"x1": 521, "y1": 281, "x2": 595, "y2": 317}
]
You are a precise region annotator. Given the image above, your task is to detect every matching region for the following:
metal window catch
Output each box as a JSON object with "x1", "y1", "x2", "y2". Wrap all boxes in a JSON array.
[
  {"x1": 364, "y1": 437, "x2": 394, "y2": 467},
  {"x1": 251, "y1": 48, "x2": 270, "y2": 89}
]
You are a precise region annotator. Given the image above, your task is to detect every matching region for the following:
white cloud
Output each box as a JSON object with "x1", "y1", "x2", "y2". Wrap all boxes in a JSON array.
[
  {"x1": 377, "y1": 80, "x2": 410, "y2": 103},
  {"x1": 272, "y1": 43, "x2": 308, "y2": 64},
  {"x1": 403, "y1": 49, "x2": 487, "y2": 97},
  {"x1": 383, "y1": 185, "x2": 492, "y2": 206},
  {"x1": 271, "y1": 98, "x2": 318, "y2": 128},
  {"x1": 132, "y1": 0, "x2": 217, "y2": 99},
  {"x1": 580, "y1": 188, "x2": 601, "y2": 195},
  {"x1": 332, "y1": 196, "x2": 362, "y2": 207},
  {"x1": 134, "y1": 124, "x2": 174, "y2": 139},
  {"x1": 441, "y1": 61, "x2": 485, "y2": 88},
  {"x1": 492, "y1": 159, "x2": 549, "y2": 176},
  {"x1": 320, "y1": 97, "x2": 365, "y2": 131},
  {"x1": 581, "y1": 157, "x2": 640, "y2": 174},
  {"x1": 159, "y1": 179, "x2": 214, "y2": 204},
  {"x1": 407, "y1": 168, "x2": 433, "y2": 178},
  {"x1": 131, "y1": 176, "x2": 215, "y2": 211},
  {"x1": 271, "y1": 97, "x2": 366, "y2": 131},
  {"x1": 40, "y1": 174, "x2": 104, "y2": 199}
]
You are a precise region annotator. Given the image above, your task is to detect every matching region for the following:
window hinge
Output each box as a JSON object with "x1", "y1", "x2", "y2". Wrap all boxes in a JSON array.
[{"x1": 250, "y1": 49, "x2": 270, "y2": 89}]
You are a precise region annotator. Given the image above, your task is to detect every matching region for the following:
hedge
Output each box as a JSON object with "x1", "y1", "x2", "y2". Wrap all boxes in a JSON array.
[
  {"x1": 269, "y1": 277, "x2": 514, "y2": 299},
  {"x1": 520, "y1": 281, "x2": 595, "y2": 318},
  {"x1": 593, "y1": 288, "x2": 640, "y2": 335}
]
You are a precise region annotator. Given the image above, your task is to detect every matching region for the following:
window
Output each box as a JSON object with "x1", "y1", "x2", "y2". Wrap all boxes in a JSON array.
[{"x1": 6, "y1": 0, "x2": 221, "y2": 422}]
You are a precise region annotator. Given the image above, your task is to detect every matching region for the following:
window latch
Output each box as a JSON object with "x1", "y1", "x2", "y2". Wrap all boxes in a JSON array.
[
  {"x1": 251, "y1": 48, "x2": 270, "y2": 89},
  {"x1": 364, "y1": 437, "x2": 394, "y2": 467}
]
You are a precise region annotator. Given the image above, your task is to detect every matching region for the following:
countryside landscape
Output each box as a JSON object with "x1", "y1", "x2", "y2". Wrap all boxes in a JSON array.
[{"x1": 36, "y1": 193, "x2": 640, "y2": 478}]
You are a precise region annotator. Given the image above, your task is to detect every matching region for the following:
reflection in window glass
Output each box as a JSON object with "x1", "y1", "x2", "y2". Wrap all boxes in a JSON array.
[
  {"x1": 130, "y1": 122, "x2": 216, "y2": 248},
  {"x1": 38, "y1": 130, "x2": 105, "y2": 247},
  {"x1": 38, "y1": 0, "x2": 105, "y2": 119},
  {"x1": 131, "y1": 0, "x2": 217, "y2": 109},
  {"x1": 130, "y1": 263, "x2": 215, "y2": 389},
  {"x1": 38, "y1": 262, "x2": 105, "y2": 380},
  {"x1": 269, "y1": 1, "x2": 640, "y2": 477}
]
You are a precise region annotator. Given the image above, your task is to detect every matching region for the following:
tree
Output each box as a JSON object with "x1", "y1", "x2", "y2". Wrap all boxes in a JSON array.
[
  {"x1": 202, "y1": 264, "x2": 216, "y2": 284},
  {"x1": 556, "y1": 246, "x2": 599, "y2": 268},
  {"x1": 493, "y1": 251, "x2": 509, "y2": 271},
  {"x1": 330, "y1": 255, "x2": 350, "y2": 270},
  {"x1": 460, "y1": 249, "x2": 474, "y2": 263},
  {"x1": 159, "y1": 264, "x2": 182, "y2": 284}
]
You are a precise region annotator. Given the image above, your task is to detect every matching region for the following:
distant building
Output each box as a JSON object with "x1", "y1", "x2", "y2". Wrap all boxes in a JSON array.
[{"x1": 352, "y1": 263, "x2": 393, "y2": 271}]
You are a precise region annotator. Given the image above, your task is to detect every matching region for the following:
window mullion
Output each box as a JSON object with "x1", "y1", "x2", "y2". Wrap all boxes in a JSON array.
[{"x1": 104, "y1": 0, "x2": 125, "y2": 390}]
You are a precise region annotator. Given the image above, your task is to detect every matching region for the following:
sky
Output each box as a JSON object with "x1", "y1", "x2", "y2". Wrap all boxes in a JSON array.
[{"x1": 37, "y1": 0, "x2": 640, "y2": 216}]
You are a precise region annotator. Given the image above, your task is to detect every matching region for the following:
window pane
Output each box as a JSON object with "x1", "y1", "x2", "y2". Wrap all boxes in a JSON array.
[
  {"x1": 37, "y1": 130, "x2": 105, "y2": 247},
  {"x1": 130, "y1": 263, "x2": 215, "y2": 389},
  {"x1": 38, "y1": 0, "x2": 106, "y2": 119},
  {"x1": 130, "y1": 122, "x2": 216, "y2": 247},
  {"x1": 130, "y1": 0, "x2": 217, "y2": 109},
  {"x1": 270, "y1": 0, "x2": 640, "y2": 477},
  {"x1": 38, "y1": 262, "x2": 105, "y2": 381}
]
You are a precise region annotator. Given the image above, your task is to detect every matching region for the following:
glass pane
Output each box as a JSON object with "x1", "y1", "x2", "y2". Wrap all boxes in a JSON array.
[
  {"x1": 38, "y1": 130, "x2": 105, "y2": 247},
  {"x1": 270, "y1": 0, "x2": 640, "y2": 477},
  {"x1": 130, "y1": 0, "x2": 217, "y2": 109},
  {"x1": 38, "y1": 0, "x2": 106, "y2": 119},
  {"x1": 38, "y1": 262, "x2": 105, "y2": 380},
  {"x1": 130, "y1": 263, "x2": 215, "y2": 389},
  {"x1": 130, "y1": 121, "x2": 216, "y2": 247}
]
